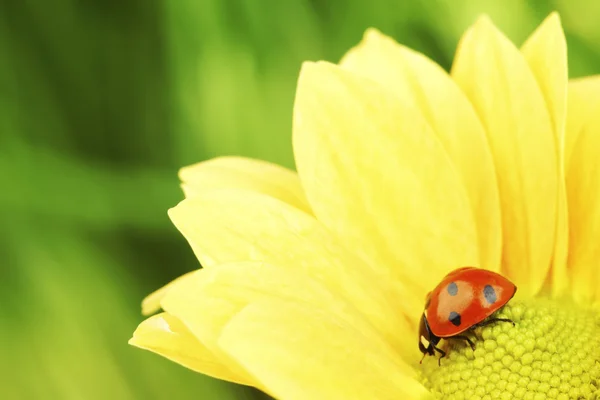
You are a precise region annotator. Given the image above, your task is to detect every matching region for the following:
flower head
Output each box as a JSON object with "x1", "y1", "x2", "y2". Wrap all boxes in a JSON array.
[{"x1": 130, "y1": 13, "x2": 600, "y2": 399}]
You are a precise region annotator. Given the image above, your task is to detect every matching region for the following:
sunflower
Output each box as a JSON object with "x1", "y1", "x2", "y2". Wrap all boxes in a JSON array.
[{"x1": 130, "y1": 13, "x2": 600, "y2": 399}]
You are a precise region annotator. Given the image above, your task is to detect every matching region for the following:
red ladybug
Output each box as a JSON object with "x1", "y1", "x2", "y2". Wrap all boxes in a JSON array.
[{"x1": 418, "y1": 267, "x2": 517, "y2": 365}]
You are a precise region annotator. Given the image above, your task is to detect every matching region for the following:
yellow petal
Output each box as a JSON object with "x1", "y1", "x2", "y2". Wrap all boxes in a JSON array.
[
  {"x1": 160, "y1": 261, "x2": 418, "y2": 396},
  {"x1": 180, "y1": 156, "x2": 311, "y2": 214},
  {"x1": 340, "y1": 29, "x2": 502, "y2": 271},
  {"x1": 219, "y1": 298, "x2": 432, "y2": 400},
  {"x1": 141, "y1": 270, "x2": 198, "y2": 316},
  {"x1": 520, "y1": 12, "x2": 569, "y2": 297},
  {"x1": 521, "y1": 13, "x2": 567, "y2": 136},
  {"x1": 168, "y1": 194, "x2": 417, "y2": 355},
  {"x1": 128, "y1": 312, "x2": 251, "y2": 386},
  {"x1": 161, "y1": 262, "x2": 415, "y2": 365},
  {"x1": 293, "y1": 61, "x2": 479, "y2": 303},
  {"x1": 565, "y1": 77, "x2": 600, "y2": 166},
  {"x1": 451, "y1": 16, "x2": 557, "y2": 296},
  {"x1": 565, "y1": 76, "x2": 600, "y2": 303}
]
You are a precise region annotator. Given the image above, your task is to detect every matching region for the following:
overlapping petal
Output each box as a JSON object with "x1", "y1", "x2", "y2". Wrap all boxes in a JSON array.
[
  {"x1": 520, "y1": 12, "x2": 569, "y2": 296},
  {"x1": 565, "y1": 76, "x2": 600, "y2": 303},
  {"x1": 167, "y1": 189, "x2": 417, "y2": 353},
  {"x1": 293, "y1": 61, "x2": 479, "y2": 303},
  {"x1": 180, "y1": 156, "x2": 311, "y2": 214},
  {"x1": 141, "y1": 270, "x2": 197, "y2": 316},
  {"x1": 160, "y1": 261, "x2": 419, "y2": 398},
  {"x1": 340, "y1": 28, "x2": 501, "y2": 272},
  {"x1": 129, "y1": 312, "x2": 251, "y2": 385},
  {"x1": 451, "y1": 16, "x2": 558, "y2": 296},
  {"x1": 565, "y1": 77, "x2": 600, "y2": 166},
  {"x1": 219, "y1": 298, "x2": 432, "y2": 400}
]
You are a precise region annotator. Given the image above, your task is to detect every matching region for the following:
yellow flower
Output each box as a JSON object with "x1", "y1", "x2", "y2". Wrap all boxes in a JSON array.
[{"x1": 130, "y1": 13, "x2": 600, "y2": 399}]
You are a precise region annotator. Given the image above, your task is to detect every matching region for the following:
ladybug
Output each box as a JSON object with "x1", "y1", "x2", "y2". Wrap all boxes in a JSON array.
[{"x1": 418, "y1": 267, "x2": 517, "y2": 365}]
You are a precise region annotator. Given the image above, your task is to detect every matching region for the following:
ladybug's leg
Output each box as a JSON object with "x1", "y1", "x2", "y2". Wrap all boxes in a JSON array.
[
  {"x1": 432, "y1": 346, "x2": 446, "y2": 367},
  {"x1": 452, "y1": 335, "x2": 475, "y2": 351},
  {"x1": 475, "y1": 317, "x2": 515, "y2": 328}
]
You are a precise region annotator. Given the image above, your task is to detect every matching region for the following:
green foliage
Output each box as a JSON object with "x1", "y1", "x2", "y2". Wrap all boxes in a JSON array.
[{"x1": 0, "y1": 0, "x2": 597, "y2": 398}]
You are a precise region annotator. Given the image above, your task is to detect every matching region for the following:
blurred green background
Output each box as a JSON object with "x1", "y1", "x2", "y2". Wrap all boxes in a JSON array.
[{"x1": 1, "y1": 0, "x2": 598, "y2": 399}]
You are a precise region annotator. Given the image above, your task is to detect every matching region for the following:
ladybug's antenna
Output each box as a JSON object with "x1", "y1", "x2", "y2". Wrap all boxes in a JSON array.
[{"x1": 419, "y1": 353, "x2": 427, "y2": 364}]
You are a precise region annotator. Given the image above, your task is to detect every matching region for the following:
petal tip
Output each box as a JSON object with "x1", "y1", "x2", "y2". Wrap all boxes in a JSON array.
[
  {"x1": 297, "y1": 61, "x2": 340, "y2": 90},
  {"x1": 128, "y1": 325, "x2": 146, "y2": 348},
  {"x1": 167, "y1": 200, "x2": 192, "y2": 233},
  {"x1": 363, "y1": 27, "x2": 385, "y2": 42},
  {"x1": 167, "y1": 202, "x2": 183, "y2": 219},
  {"x1": 178, "y1": 162, "x2": 202, "y2": 182},
  {"x1": 546, "y1": 11, "x2": 561, "y2": 25},
  {"x1": 340, "y1": 28, "x2": 392, "y2": 66},
  {"x1": 299, "y1": 61, "x2": 318, "y2": 76},
  {"x1": 471, "y1": 14, "x2": 504, "y2": 39},
  {"x1": 177, "y1": 165, "x2": 190, "y2": 181},
  {"x1": 537, "y1": 11, "x2": 564, "y2": 36},
  {"x1": 474, "y1": 14, "x2": 494, "y2": 27},
  {"x1": 298, "y1": 61, "x2": 323, "y2": 87},
  {"x1": 141, "y1": 299, "x2": 158, "y2": 316}
]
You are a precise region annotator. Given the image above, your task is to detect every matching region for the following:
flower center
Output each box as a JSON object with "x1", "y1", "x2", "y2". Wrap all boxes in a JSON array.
[{"x1": 418, "y1": 298, "x2": 600, "y2": 399}]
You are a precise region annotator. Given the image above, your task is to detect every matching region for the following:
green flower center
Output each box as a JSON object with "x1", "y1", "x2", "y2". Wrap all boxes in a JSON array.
[{"x1": 418, "y1": 298, "x2": 600, "y2": 399}]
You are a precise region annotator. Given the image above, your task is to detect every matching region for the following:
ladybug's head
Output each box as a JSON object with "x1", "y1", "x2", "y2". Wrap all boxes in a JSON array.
[{"x1": 418, "y1": 313, "x2": 440, "y2": 362}]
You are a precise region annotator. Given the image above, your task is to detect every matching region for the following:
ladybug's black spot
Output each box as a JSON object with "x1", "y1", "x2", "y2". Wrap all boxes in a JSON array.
[
  {"x1": 447, "y1": 282, "x2": 458, "y2": 296},
  {"x1": 449, "y1": 311, "x2": 461, "y2": 326},
  {"x1": 483, "y1": 284, "x2": 497, "y2": 304}
]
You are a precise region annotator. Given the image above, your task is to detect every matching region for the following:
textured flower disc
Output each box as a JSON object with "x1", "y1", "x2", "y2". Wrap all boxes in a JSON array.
[{"x1": 419, "y1": 299, "x2": 600, "y2": 399}]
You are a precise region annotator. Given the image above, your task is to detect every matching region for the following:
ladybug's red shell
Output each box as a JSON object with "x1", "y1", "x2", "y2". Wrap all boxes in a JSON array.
[{"x1": 425, "y1": 267, "x2": 517, "y2": 337}]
